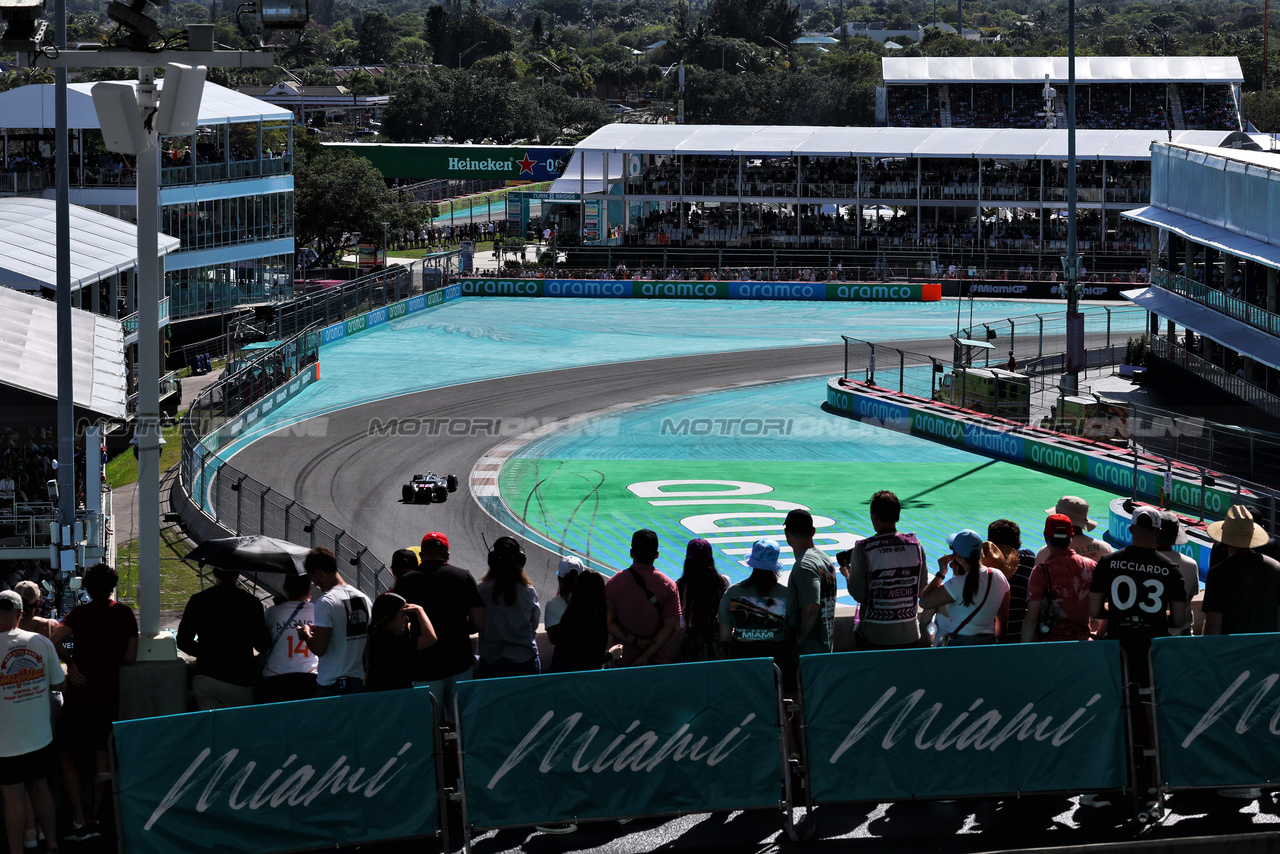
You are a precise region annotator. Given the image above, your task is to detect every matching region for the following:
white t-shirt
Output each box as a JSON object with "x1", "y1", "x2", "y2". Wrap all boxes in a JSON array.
[
  {"x1": 263, "y1": 600, "x2": 318, "y2": 677},
  {"x1": 1, "y1": 628, "x2": 63, "y2": 756},
  {"x1": 1159, "y1": 548, "x2": 1201, "y2": 634},
  {"x1": 938, "y1": 569, "x2": 1010, "y2": 637},
  {"x1": 543, "y1": 595, "x2": 568, "y2": 630},
  {"x1": 312, "y1": 584, "x2": 371, "y2": 686}
]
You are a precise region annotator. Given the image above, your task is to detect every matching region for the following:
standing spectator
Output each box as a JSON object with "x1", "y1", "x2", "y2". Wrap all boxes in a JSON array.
[
  {"x1": 261, "y1": 573, "x2": 319, "y2": 703},
  {"x1": 1022, "y1": 514, "x2": 1096, "y2": 643},
  {"x1": 677, "y1": 538, "x2": 729, "y2": 662},
  {"x1": 15, "y1": 581, "x2": 56, "y2": 639},
  {"x1": 841, "y1": 491, "x2": 927, "y2": 651},
  {"x1": 921, "y1": 532, "x2": 1010, "y2": 646},
  {"x1": 543, "y1": 556, "x2": 583, "y2": 646},
  {"x1": 1, "y1": 590, "x2": 63, "y2": 854},
  {"x1": 606, "y1": 529, "x2": 682, "y2": 667},
  {"x1": 476, "y1": 537, "x2": 541, "y2": 677},
  {"x1": 785, "y1": 509, "x2": 838, "y2": 655},
  {"x1": 51, "y1": 563, "x2": 137, "y2": 841},
  {"x1": 388, "y1": 548, "x2": 419, "y2": 585},
  {"x1": 718, "y1": 539, "x2": 794, "y2": 679},
  {"x1": 363, "y1": 592, "x2": 436, "y2": 691},
  {"x1": 297, "y1": 547, "x2": 372, "y2": 697},
  {"x1": 550, "y1": 570, "x2": 611, "y2": 673},
  {"x1": 393, "y1": 532, "x2": 484, "y2": 715},
  {"x1": 1006, "y1": 350, "x2": 1017, "y2": 371},
  {"x1": 988, "y1": 519, "x2": 1035, "y2": 643},
  {"x1": 1038, "y1": 496, "x2": 1113, "y2": 563},
  {"x1": 1157, "y1": 511, "x2": 1201, "y2": 636},
  {"x1": 176, "y1": 565, "x2": 269, "y2": 710},
  {"x1": 1203, "y1": 505, "x2": 1280, "y2": 635}
]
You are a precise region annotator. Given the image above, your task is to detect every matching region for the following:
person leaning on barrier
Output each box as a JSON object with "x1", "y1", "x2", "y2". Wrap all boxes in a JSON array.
[
  {"x1": 1202, "y1": 505, "x2": 1280, "y2": 636},
  {"x1": 363, "y1": 592, "x2": 437, "y2": 692},
  {"x1": 921, "y1": 531, "x2": 1010, "y2": 647},
  {"x1": 176, "y1": 563, "x2": 269, "y2": 711},
  {"x1": 841, "y1": 491, "x2": 927, "y2": 651},
  {"x1": 1022, "y1": 515, "x2": 1096, "y2": 644},
  {"x1": 550, "y1": 570, "x2": 612, "y2": 673},
  {"x1": 297, "y1": 547, "x2": 372, "y2": 697},
  {"x1": 1156, "y1": 511, "x2": 1201, "y2": 636},
  {"x1": 719, "y1": 539, "x2": 795, "y2": 684},
  {"x1": 606, "y1": 529, "x2": 682, "y2": 667}
]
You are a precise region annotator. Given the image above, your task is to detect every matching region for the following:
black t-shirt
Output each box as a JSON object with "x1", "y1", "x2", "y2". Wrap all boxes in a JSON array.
[
  {"x1": 394, "y1": 562, "x2": 484, "y2": 681},
  {"x1": 1002, "y1": 549, "x2": 1036, "y2": 643},
  {"x1": 176, "y1": 585, "x2": 270, "y2": 687},
  {"x1": 1090, "y1": 545, "x2": 1185, "y2": 645},
  {"x1": 364, "y1": 627, "x2": 418, "y2": 692},
  {"x1": 1203, "y1": 551, "x2": 1280, "y2": 635}
]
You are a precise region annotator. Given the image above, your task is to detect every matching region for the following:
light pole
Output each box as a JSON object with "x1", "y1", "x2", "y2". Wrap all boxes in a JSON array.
[
  {"x1": 1063, "y1": 0, "x2": 1082, "y2": 395},
  {"x1": 765, "y1": 36, "x2": 792, "y2": 71},
  {"x1": 458, "y1": 40, "x2": 486, "y2": 69},
  {"x1": 381, "y1": 220, "x2": 389, "y2": 266},
  {"x1": 280, "y1": 66, "x2": 306, "y2": 128}
]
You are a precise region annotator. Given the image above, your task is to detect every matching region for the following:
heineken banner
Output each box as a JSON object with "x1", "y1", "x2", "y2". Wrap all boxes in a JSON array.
[
  {"x1": 114, "y1": 691, "x2": 439, "y2": 854},
  {"x1": 1152, "y1": 634, "x2": 1280, "y2": 789},
  {"x1": 325, "y1": 143, "x2": 571, "y2": 181},
  {"x1": 801, "y1": 643, "x2": 1127, "y2": 802},
  {"x1": 456, "y1": 659, "x2": 783, "y2": 828},
  {"x1": 457, "y1": 278, "x2": 939, "y2": 302}
]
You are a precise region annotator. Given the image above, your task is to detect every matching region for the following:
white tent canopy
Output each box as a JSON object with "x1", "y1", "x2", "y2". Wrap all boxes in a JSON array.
[
  {"x1": 0, "y1": 80, "x2": 291, "y2": 130},
  {"x1": 0, "y1": 286, "x2": 126, "y2": 419},
  {"x1": 882, "y1": 56, "x2": 1245, "y2": 85},
  {"x1": 0, "y1": 197, "x2": 181, "y2": 293},
  {"x1": 571, "y1": 123, "x2": 1245, "y2": 161}
]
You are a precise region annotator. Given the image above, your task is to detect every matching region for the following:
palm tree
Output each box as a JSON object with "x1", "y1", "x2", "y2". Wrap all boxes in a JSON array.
[
  {"x1": 1031, "y1": 8, "x2": 1053, "y2": 36},
  {"x1": 1083, "y1": 5, "x2": 1107, "y2": 31}
]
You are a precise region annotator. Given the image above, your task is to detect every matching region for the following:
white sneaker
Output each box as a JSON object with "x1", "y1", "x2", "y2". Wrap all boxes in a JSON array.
[{"x1": 1078, "y1": 793, "x2": 1111, "y2": 808}]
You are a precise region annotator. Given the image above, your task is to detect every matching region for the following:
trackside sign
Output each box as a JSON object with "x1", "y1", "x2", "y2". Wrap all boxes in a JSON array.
[{"x1": 457, "y1": 279, "x2": 940, "y2": 302}]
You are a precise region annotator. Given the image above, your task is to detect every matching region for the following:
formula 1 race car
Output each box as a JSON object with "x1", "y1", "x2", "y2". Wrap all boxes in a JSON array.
[{"x1": 402, "y1": 472, "x2": 460, "y2": 504}]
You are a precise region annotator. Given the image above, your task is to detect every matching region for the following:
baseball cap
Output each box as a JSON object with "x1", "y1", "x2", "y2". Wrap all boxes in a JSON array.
[
  {"x1": 390, "y1": 548, "x2": 419, "y2": 575},
  {"x1": 420, "y1": 532, "x2": 449, "y2": 552},
  {"x1": 685, "y1": 538, "x2": 713, "y2": 564},
  {"x1": 1045, "y1": 513, "x2": 1074, "y2": 547},
  {"x1": 946, "y1": 529, "x2": 984, "y2": 557},
  {"x1": 0, "y1": 590, "x2": 22, "y2": 612},
  {"x1": 746, "y1": 538, "x2": 781, "y2": 572},
  {"x1": 631, "y1": 529, "x2": 659, "y2": 557},
  {"x1": 1131, "y1": 506, "x2": 1163, "y2": 531},
  {"x1": 14, "y1": 580, "x2": 41, "y2": 607},
  {"x1": 557, "y1": 555, "x2": 585, "y2": 577},
  {"x1": 1046, "y1": 496, "x2": 1097, "y2": 532},
  {"x1": 1158, "y1": 511, "x2": 1189, "y2": 546}
]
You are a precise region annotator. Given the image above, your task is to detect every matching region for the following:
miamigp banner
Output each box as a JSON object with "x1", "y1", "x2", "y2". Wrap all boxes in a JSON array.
[
  {"x1": 801, "y1": 642, "x2": 1127, "y2": 802},
  {"x1": 114, "y1": 690, "x2": 439, "y2": 854},
  {"x1": 456, "y1": 658, "x2": 783, "y2": 828}
]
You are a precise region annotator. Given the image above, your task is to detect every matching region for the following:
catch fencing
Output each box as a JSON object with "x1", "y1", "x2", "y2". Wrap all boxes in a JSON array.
[{"x1": 275, "y1": 264, "x2": 415, "y2": 339}]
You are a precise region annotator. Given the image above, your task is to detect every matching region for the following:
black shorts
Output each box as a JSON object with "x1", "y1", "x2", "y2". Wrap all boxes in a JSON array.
[
  {"x1": 0, "y1": 744, "x2": 53, "y2": 786},
  {"x1": 56, "y1": 700, "x2": 118, "y2": 754}
]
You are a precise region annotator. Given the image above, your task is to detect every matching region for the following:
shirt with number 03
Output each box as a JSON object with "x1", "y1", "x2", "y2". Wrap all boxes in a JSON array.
[{"x1": 1089, "y1": 546, "x2": 1185, "y2": 644}]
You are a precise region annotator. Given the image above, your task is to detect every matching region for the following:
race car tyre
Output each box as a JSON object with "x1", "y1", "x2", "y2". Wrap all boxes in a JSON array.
[
  {"x1": 446, "y1": 475, "x2": 459, "y2": 493},
  {"x1": 402, "y1": 485, "x2": 413, "y2": 503},
  {"x1": 436, "y1": 488, "x2": 449, "y2": 503}
]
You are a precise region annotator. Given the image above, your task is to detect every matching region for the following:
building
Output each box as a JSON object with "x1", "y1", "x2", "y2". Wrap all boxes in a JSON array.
[
  {"x1": 0, "y1": 80, "x2": 296, "y2": 326},
  {"x1": 238, "y1": 79, "x2": 392, "y2": 128}
]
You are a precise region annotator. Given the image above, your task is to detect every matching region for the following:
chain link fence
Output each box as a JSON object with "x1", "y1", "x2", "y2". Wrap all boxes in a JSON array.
[
  {"x1": 274, "y1": 265, "x2": 416, "y2": 340},
  {"x1": 181, "y1": 327, "x2": 393, "y2": 600}
]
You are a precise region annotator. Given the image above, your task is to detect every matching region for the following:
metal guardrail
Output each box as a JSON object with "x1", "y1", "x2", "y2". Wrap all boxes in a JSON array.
[
  {"x1": 121, "y1": 297, "x2": 170, "y2": 343},
  {"x1": 126, "y1": 371, "x2": 179, "y2": 416},
  {"x1": 275, "y1": 265, "x2": 415, "y2": 340},
  {"x1": 180, "y1": 327, "x2": 393, "y2": 601},
  {"x1": 1154, "y1": 269, "x2": 1280, "y2": 338}
]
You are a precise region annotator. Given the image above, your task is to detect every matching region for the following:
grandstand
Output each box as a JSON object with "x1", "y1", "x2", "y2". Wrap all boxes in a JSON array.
[{"x1": 881, "y1": 57, "x2": 1244, "y2": 132}]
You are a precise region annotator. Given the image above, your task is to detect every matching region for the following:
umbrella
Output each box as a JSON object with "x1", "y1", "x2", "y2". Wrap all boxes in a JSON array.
[{"x1": 187, "y1": 536, "x2": 310, "y2": 576}]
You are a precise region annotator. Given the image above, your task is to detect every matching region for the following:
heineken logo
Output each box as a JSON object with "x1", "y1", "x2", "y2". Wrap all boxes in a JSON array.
[{"x1": 448, "y1": 157, "x2": 515, "y2": 172}]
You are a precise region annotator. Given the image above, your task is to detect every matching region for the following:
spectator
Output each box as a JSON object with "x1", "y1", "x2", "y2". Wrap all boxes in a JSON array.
[
  {"x1": 841, "y1": 490, "x2": 927, "y2": 651},
  {"x1": 176, "y1": 565, "x2": 269, "y2": 710},
  {"x1": 785, "y1": 509, "x2": 838, "y2": 655},
  {"x1": 987, "y1": 519, "x2": 1035, "y2": 643},
  {"x1": 921, "y1": 531, "x2": 1010, "y2": 646},
  {"x1": 677, "y1": 538, "x2": 729, "y2": 662},
  {"x1": 363, "y1": 592, "x2": 437, "y2": 692},
  {"x1": 1022, "y1": 514, "x2": 1096, "y2": 643},
  {"x1": 297, "y1": 547, "x2": 372, "y2": 697},
  {"x1": 544, "y1": 556, "x2": 584, "y2": 646},
  {"x1": 0, "y1": 589, "x2": 63, "y2": 854},
  {"x1": 1203, "y1": 505, "x2": 1280, "y2": 636},
  {"x1": 718, "y1": 539, "x2": 794, "y2": 681},
  {"x1": 1039, "y1": 496, "x2": 1113, "y2": 564},
  {"x1": 476, "y1": 537, "x2": 541, "y2": 678},
  {"x1": 606, "y1": 529, "x2": 682, "y2": 667},
  {"x1": 388, "y1": 548, "x2": 419, "y2": 585},
  {"x1": 51, "y1": 563, "x2": 137, "y2": 842},
  {"x1": 393, "y1": 532, "x2": 484, "y2": 715},
  {"x1": 261, "y1": 573, "x2": 319, "y2": 703},
  {"x1": 15, "y1": 581, "x2": 56, "y2": 639},
  {"x1": 1157, "y1": 511, "x2": 1201, "y2": 636},
  {"x1": 550, "y1": 569, "x2": 611, "y2": 673}
]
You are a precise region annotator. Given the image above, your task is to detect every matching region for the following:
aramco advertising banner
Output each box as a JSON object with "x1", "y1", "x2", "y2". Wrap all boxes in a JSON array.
[
  {"x1": 457, "y1": 278, "x2": 940, "y2": 302},
  {"x1": 113, "y1": 690, "x2": 439, "y2": 854},
  {"x1": 456, "y1": 659, "x2": 782, "y2": 828},
  {"x1": 801, "y1": 643, "x2": 1128, "y2": 802},
  {"x1": 1152, "y1": 634, "x2": 1280, "y2": 789}
]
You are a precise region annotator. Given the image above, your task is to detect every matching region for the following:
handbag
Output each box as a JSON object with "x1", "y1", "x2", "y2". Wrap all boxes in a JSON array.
[{"x1": 939, "y1": 569, "x2": 993, "y2": 647}]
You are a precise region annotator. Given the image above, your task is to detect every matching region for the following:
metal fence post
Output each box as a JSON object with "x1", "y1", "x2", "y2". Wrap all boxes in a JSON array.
[
  {"x1": 259, "y1": 487, "x2": 268, "y2": 537},
  {"x1": 1105, "y1": 306, "x2": 1112, "y2": 348},
  {"x1": 898, "y1": 349, "x2": 905, "y2": 394},
  {"x1": 1037, "y1": 314, "x2": 1044, "y2": 357},
  {"x1": 235, "y1": 475, "x2": 247, "y2": 534}
]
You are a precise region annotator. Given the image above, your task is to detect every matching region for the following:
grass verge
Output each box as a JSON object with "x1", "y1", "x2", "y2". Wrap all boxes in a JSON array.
[
  {"x1": 105, "y1": 417, "x2": 185, "y2": 490},
  {"x1": 115, "y1": 526, "x2": 205, "y2": 610}
]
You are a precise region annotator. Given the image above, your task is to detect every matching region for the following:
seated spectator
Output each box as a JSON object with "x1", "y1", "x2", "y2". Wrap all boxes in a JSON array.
[
  {"x1": 921, "y1": 531, "x2": 1010, "y2": 646},
  {"x1": 363, "y1": 592, "x2": 436, "y2": 692},
  {"x1": 476, "y1": 537, "x2": 541, "y2": 678},
  {"x1": 677, "y1": 538, "x2": 729, "y2": 662},
  {"x1": 1023, "y1": 514, "x2": 1096, "y2": 643},
  {"x1": 550, "y1": 570, "x2": 611, "y2": 673}
]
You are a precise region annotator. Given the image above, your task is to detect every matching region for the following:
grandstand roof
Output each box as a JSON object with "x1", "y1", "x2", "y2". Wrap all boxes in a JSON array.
[
  {"x1": 882, "y1": 56, "x2": 1244, "y2": 85},
  {"x1": 572, "y1": 124, "x2": 1248, "y2": 161},
  {"x1": 0, "y1": 197, "x2": 181, "y2": 293},
  {"x1": 0, "y1": 80, "x2": 291, "y2": 130},
  {"x1": 0, "y1": 286, "x2": 127, "y2": 420}
]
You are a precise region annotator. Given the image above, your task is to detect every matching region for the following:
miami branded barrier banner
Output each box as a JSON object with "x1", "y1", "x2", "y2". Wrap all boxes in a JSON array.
[
  {"x1": 456, "y1": 659, "x2": 783, "y2": 828},
  {"x1": 113, "y1": 690, "x2": 439, "y2": 854},
  {"x1": 457, "y1": 278, "x2": 941, "y2": 302},
  {"x1": 1151, "y1": 634, "x2": 1280, "y2": 789},
  {"x1": 800, "y1": 643, "x2": 1127, "y2": 802}
]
